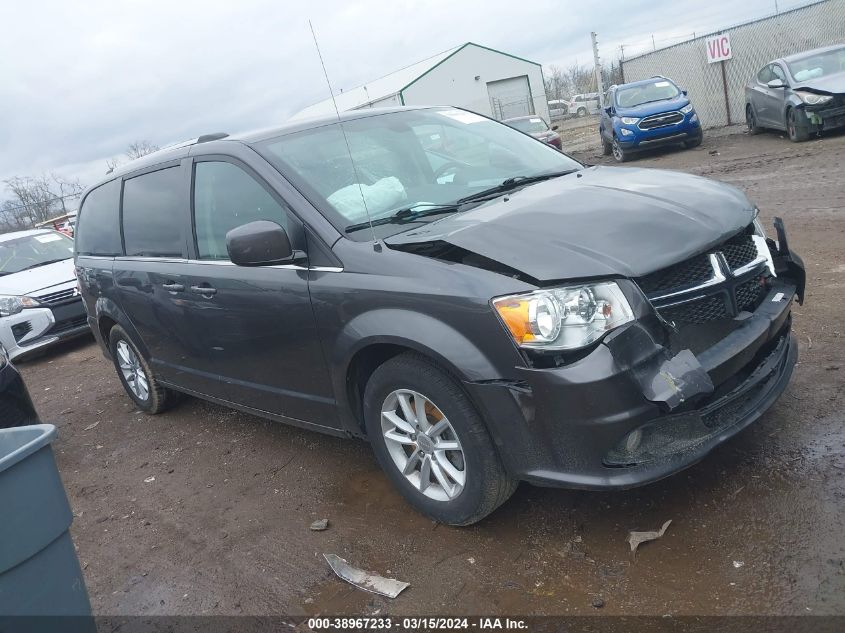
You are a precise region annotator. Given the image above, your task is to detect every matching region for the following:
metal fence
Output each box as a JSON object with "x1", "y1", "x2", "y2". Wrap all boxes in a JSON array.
[{"x1": 620, "y1": 0, "x2": 845, "y2": 128}]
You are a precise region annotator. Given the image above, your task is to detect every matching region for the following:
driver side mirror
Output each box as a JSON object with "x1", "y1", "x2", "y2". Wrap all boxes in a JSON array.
[
  {"x1": 767, "y1": 78, "x2": 786, "y2": 89},
  {"x1": 604, "y1": 106, "x2": 613, "y2": 116},
  {"x1": 226, "y1": 220, "x2": 302, "y2": 266},
  {"x1": 682, "y1": 89, "x2": 688, "y2": 96},
  {"x1": 551, "y1": 124, "x2": 559, "y2": 131}
]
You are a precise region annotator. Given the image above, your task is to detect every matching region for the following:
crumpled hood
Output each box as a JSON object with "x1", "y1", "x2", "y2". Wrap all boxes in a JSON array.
[
  {"x1": 0, "y1": 258, "x2": 76, "y2": 296},
  {"x1": 386, "y1": 166, "x2": 755, "y2": 281},
  {"x1": 794, "y1": 71, "x2": 845, "y2": 95}
]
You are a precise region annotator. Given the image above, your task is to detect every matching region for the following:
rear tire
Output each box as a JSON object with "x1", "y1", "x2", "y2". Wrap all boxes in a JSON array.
[
  {"x1": 364, "y1": 353, "x2": 517, "y2": 526},
  {"x1": 787, "y1": 108, "x2": 810, "y2": 142},
  {"x1": 108, "y1": 325, "x2": 179, "y2": 414},
  {"x1": 577, "y1": 107, "x2": 587, "y2": 117},
  {"x1": 746, "y1": 104, "x2": 762, "y2": 135}
]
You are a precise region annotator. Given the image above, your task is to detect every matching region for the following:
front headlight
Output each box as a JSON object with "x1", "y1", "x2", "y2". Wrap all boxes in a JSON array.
[
  {"x1": 0, "y1": 295, "x2": 42, "y2": 317},
  {"x1": 795, "y1": 91, "x2": 832, "y2": 105},
  {"x1": 620, "y1": 117, "x2": 639, "y2": 125},
  {"x1": 680, "y1": 103, "x2": 694, "y2": 114},
  {"x1": 492, "y1": 282, "x2": 634, "y2": 351}
]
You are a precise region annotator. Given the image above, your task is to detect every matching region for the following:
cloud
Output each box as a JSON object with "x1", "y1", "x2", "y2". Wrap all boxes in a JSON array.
[{"x1": 0, "y1": 0, "x2": 790, "y2": 196}]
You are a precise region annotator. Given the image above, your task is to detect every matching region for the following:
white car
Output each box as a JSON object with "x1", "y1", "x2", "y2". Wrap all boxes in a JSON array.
[{"x1": 0, "y1": 229, "x2": 89, "y2": 360}]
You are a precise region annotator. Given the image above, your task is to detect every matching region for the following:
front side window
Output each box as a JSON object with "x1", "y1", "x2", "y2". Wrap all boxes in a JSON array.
[
  {"x1": 771, "y1": 64, "x2": 787, "y2": 82},
  {"x1": 757, "y1": 65, "x2": 775, "y2": 83},
  {"x1": 75, "y1": 179, "x2": 121, "y2": 256},
  {"x1": 193, "y1": 161, "x2": 289, "y2": 260},
  {"x1": 0, "y1": 232, "x2": 74, "y2": 276},
  {"x1": 122, "y1": 167, "x2": 186, "y2": 257},
  {"x1": 254, "y1": 108, "x2": 581, "y2": 240},
  {"x1": 615, "y1": 80, "x2": 680, "y2": 108}
]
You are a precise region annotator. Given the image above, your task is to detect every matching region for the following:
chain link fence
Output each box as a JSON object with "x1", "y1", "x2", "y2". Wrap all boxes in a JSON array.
[{"x1": 621, "y1": 0, "x2": 845, "y2": 128}]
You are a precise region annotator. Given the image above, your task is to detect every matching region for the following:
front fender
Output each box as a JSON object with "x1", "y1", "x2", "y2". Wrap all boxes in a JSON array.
[{"x1": 330, "y1": 308, "x2": 519, "y2": 430}]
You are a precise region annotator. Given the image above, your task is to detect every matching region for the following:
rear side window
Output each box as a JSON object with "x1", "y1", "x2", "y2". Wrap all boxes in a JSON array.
[
  {"x1": 192, "y1": 161, "x2": 289, "y2": 260},
  {"x1": 76, "y1": 179, "x2": 121, "y2": 256},
  {"x1": 122, "y1": 167, "x2": 186, "y2": 257}
]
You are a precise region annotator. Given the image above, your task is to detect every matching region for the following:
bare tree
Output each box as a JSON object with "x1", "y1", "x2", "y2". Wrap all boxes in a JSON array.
[
  {"x1": 125, "y1": 140, "x2": 160, "y2": 160},
  {"x1": 105, "y1": 139, "x2": 160, "y2": 173},
  {"x1": 0, "y1": 174, "x2": 84, "y2": 231},
  {"x1": 566, "y1": 62, "x2": 596, "y2": 94},
  {"x1": 544, "y1": 65, "x2": 569, "y2": 101}
]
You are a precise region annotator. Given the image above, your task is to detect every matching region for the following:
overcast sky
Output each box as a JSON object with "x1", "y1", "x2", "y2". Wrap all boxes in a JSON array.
[{"x1": 1, "y1": 0, "x2": 799, "y2": 199}]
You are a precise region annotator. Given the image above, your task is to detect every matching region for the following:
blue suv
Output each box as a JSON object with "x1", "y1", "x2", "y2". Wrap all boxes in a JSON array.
[{"x1": 599, "y1": 76, "x2": 703, "y2": 162}]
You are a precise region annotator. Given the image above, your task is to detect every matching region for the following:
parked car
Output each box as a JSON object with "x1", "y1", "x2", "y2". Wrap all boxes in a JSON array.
[
  {"x1": 547, "y1": 99, "x2": 569, "y2": 119},
  {"x1": 0, "y1": 346, "x2": 39, "y2": 428},
  {"x1": 75, "y1": 106, "x2": 804, "y2": 525},
  {"x1": 745, "y1": 44, "x2": 845, "y2": 142},
  {"x1": 0, "y1": 230, "x2": 89, "y2": 360},
  {"x1": 503, "y1": 115, "x2": 562, "y2": 149},
  {"x1": 568, "y1": 93, "x2": 600, "y2": 117},
  {"x1": 599, "y1": 77, "x2": 703, "y2": 162}
]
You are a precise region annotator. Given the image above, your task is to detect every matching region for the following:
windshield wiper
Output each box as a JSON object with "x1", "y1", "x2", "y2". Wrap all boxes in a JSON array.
[
  {"x1": 345, "y1": 204, "x2": 460, "y2": 233},
  {"x1": 16, "y1": 258, "x2": 69, "y2": 272},
  {"x1": 456, "y1": 169, "x2": 578, "y2": 205}
]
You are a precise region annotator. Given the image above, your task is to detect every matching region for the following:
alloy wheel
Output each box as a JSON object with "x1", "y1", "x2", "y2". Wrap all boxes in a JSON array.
[
  {"x1": 612, "y1": 138, "x2": 624, "y2": 161},
  {"x1": 116, "y1": 340, "x2": 149, "y2": 401},
  {"x1": 380, "y1": 389, "x2": 466, "y2": 501}
]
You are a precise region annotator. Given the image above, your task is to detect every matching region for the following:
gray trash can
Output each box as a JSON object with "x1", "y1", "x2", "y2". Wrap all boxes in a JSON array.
[{"x1": 0, "y1": 424, "x2": 94, "y2": 632}]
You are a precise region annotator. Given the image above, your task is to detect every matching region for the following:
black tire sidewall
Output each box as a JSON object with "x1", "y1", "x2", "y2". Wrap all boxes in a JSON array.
[{"x1": 363, "y1": 355, "x2": 506, "y2": 525}]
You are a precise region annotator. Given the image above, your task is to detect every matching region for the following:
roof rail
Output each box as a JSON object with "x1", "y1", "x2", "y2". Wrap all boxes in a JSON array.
[{"x1": 197, "y1": 132, "x2": 229, "y2": 143}]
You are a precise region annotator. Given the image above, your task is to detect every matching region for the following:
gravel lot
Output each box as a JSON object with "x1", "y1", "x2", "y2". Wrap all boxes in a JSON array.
[{"x1": 18, "y1": 125, "x2": 845, "y2": 617}]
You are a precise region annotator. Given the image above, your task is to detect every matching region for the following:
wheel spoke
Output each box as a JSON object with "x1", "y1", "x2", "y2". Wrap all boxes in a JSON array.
[
  {"x1": 117, "y1": 344, "x2": 131, "y2": 366},
  {"x1": 430, "y1": 459, "x2": 455, "y2": 498},
  {"x1": 419, "y1": 454, "x2": 432, "y2": 492},
  {"x1": 434, "y1": 451, "x2": 466, "y2": 487},
  {"x1": 397, "y1": 392, "x2": 417, "y2": 426},
  {"x1": 384, "y1": 429, "x2": 415, "y2": 445},
  {"x1": 428, "y1": 418, "x2": 450, "y2": 438},
  {"x1": 402, "y1": 449, "x2": 422, "y2": 475},
  {"x1": 434, "y1": 439, "x2": 460, "y2": 451},
  {"x1": 383, "y1": 410, "x2": 415, "y2": 435},
  {"x1": 414, "y1": 395, "x2": 429, "y2": 431}
]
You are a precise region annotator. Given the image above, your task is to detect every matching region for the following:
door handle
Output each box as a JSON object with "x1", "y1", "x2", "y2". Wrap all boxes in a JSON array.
[
  {"x1": 190, "y1": 284, "x2": 217, "y2": 296},
  {"x1": 162, "y1": 282, "x2": 184, "y2": 292}
]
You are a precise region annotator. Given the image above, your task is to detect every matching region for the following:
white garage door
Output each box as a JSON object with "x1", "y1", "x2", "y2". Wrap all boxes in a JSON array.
[{"x1": 487, "y1": 75, "x2": 534, "y2": 120}]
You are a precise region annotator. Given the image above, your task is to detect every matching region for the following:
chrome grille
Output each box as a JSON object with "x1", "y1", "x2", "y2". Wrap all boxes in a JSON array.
[
  {"x1": 638, "y1": 228, "x2": 771, "y2": 325},
  {"x1": 34, "y1": 287, "x2": 78, "y2": 305},
  {"x1": 638, "y1": 111, "x2": 683, "y2": 130}
]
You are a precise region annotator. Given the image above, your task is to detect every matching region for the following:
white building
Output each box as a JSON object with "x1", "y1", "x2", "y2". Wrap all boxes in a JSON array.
[{"x1": 293, "y1": 42, "x2": 549, "y2": 122}]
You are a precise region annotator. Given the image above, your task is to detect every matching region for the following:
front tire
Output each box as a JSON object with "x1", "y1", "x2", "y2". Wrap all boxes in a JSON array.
[
  {"x1": 787, "y1": 108, "x2": 810, "y2": 142},
  {"x1": 601, "y1": 135, "x2": 612, "y2": 156},
  {"x1": 364, "y1": 353, "x2": 516, "y2": 526},
  {"x1": 684, "y1": 133, "x2": 702, "y2": 149},
  {"x1": 109, "y1": 325, "x2": 179, "y2": 414},
  {"x1": 611, "y1": 136, "x2": 630, "y2": 162},
  {"x1": 577, "y1": 107, "x2": 587, "y2": 117}
]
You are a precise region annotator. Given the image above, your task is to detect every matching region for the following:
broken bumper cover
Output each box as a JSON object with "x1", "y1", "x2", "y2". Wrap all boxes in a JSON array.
[{"x1": 466, "y1": 280, "x2": 798, "y2": 490}]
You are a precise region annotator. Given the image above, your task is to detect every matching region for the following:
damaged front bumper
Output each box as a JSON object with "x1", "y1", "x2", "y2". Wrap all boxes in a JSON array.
[
  {"x1": 802, "y1": 97, "x2": 845, "y2": 132},
  {"x1": 466, "y1": 241, "x2": 804, "y2": 490}
]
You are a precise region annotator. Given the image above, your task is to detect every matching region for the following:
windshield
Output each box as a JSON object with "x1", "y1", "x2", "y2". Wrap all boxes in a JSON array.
[
  {"x1": 255, "y1": 108, "x2": 581, "y2": 240},
  {"x1": 615, "y1": 80, "x2": 680, "y2": 108},
  {"x1": 788, "y1": 47, "x2": 845, "y2": 81},
  {"x1": 0, "y1": 231, "x2": 74, "y2": 275},
  {"x1": 506, "y1": 117, "x2": 549, "y2": 134}
]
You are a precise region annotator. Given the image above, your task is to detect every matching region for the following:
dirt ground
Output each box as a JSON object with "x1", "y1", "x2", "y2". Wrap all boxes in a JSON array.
[{"x1": 18, "y1": 125, "x2": 845, "y2": 617}]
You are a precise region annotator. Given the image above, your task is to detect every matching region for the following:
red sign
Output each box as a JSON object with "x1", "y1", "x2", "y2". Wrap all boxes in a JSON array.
[{"x1": 706, "y1": 34, "x2": 732, "y2": 63}]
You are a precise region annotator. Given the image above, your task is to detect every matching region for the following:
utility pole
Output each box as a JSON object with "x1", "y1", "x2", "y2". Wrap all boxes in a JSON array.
[{"x1": 591, "y1": 31, "x2": 604, "y2": 108}]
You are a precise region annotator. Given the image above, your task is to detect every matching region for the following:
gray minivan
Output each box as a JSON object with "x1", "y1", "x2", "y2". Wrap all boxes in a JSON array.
[{"x1": 75, "y1": 106, "x2": 805, "y2": 525}]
